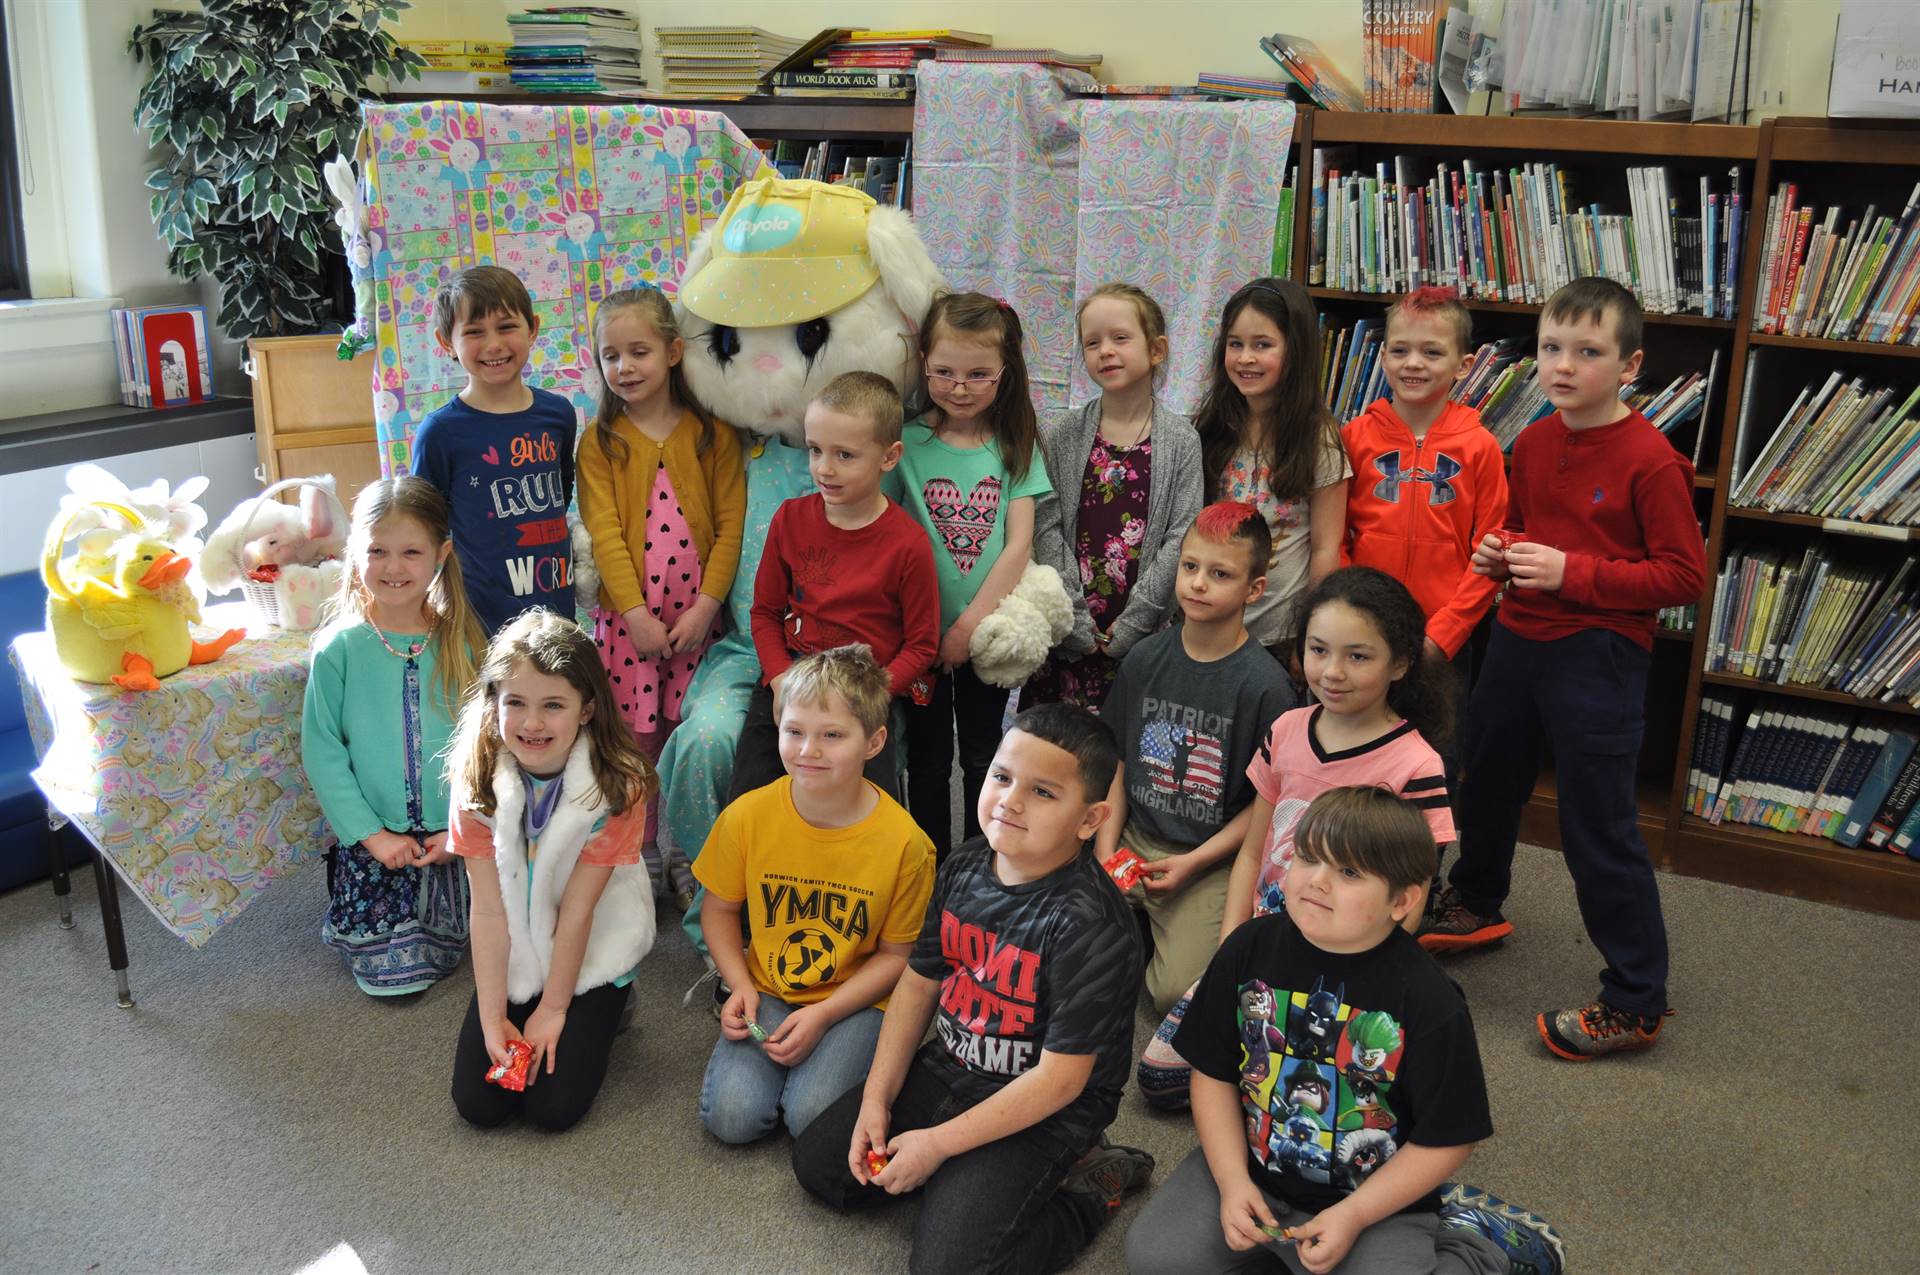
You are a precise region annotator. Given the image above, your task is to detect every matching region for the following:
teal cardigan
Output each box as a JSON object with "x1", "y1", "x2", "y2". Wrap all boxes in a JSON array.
[{"x1": 300, "y1": 619, "x2": 461, "y2": 847}]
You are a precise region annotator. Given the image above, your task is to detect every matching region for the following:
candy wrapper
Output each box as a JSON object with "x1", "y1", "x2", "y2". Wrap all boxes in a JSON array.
[
  {"x1": 867, "y1": 1150, "x2": 891, "y2": 1178},
  {"x1": 485, "y1": 1039, "x2": 534, "y2": 1092},
  {"x1": 1260, "y1": 1223, "x2": 1297, "y2": 1245},
  {"x1": 747, "y1": 1019, "x2": 769, "y2": 1044},
  {"x1": 1102, "y1": 847, "x2": 1148, "y2": 893},
  {"x1": 1491, "y1": 529, "x2": 1523, "y2": 554}
]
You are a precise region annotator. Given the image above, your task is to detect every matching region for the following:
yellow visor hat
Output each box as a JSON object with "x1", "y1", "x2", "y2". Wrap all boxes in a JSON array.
[{"x1": 679, "y1": 176, "x2": 882, "y2": 328}]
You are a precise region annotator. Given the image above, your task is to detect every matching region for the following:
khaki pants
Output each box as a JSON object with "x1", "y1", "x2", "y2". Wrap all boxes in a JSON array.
[{"x1": 1121, "y1": 819, "x2": 1231, "y2": 1015}]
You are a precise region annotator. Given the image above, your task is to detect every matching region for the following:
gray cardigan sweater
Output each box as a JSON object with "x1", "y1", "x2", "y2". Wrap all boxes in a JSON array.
[{"x1": 1033, "y1": 397, "x2": 1205, "y2": 660}]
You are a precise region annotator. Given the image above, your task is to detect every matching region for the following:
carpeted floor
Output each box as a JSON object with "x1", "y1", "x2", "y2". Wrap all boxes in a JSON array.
[{"x1": 4, "y1": 841, "x2": 1914, "y2": 1275}]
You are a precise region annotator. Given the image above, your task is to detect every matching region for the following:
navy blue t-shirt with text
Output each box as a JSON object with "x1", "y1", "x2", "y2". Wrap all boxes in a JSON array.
[{"x1": 410, "y1": 387, "x2": 576, "y2": 633}]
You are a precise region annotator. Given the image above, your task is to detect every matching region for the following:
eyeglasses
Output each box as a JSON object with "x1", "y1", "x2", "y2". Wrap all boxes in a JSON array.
[{"x1": 926, "y1": 368, "x2": 1007, "y2": 390}]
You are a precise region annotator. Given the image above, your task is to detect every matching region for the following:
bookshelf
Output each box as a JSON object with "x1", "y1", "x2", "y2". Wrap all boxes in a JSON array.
[{"x1": 1282, "y1": 109, "x2": 1920, "y2": 919}]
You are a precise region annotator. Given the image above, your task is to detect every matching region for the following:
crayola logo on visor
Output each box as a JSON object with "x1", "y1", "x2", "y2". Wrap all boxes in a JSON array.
[{"x1": 722, "y1": 202, "x2": 804, "y2": 254}]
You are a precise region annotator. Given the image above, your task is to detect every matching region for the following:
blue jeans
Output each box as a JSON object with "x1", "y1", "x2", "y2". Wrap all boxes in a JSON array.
[{"x1": 699, "y1": 994, "x2": 885, "y2": 1143}]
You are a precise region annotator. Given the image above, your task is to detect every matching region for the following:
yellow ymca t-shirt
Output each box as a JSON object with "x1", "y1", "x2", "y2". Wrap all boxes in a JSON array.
[{"x1": 694, "y1": 778, "x2": 935, "y2": 1008}]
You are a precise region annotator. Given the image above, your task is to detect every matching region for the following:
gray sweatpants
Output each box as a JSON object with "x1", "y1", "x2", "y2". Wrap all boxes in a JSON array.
[{"x1": 1124, "y1": 1148, "x2": 1509, "y2": 1275}]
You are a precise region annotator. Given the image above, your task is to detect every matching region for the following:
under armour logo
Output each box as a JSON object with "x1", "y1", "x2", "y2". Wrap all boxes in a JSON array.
[
  {"x1": 1592, "y1": 487, "x2": 1606, "y2": 503},
  {"x1": 1371, "y1": 450, "x2": 1462, "y2": 506}
]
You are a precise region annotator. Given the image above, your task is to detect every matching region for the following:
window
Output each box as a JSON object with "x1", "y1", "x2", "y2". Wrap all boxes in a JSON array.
[{"x1": 0, "y1": 2, "x2": 27, "y2": 299}]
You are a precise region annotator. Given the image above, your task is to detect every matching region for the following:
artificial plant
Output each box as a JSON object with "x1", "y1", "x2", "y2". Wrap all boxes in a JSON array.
[{"x1": 130, "y1": 0, "x2": 424, "y2": 339}]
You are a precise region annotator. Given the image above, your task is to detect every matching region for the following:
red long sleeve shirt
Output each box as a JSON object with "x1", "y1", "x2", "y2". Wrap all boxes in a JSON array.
[
  {"x1": 1499, "y1": 409, "x2": 1707, "y2": 650},
  {"x1": 751, "y1": 493, "x2": 941, "y2": 696}
]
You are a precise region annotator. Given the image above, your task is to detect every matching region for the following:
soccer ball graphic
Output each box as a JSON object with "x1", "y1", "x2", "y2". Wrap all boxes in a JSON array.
[{"x1": 775, "y1": 926, "x2": 837, "y2": 989}]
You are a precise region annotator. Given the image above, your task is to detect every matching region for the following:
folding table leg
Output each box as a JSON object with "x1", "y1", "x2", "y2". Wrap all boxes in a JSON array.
[
  {"x1": 44, "y1": 811, "x2": 73, "y2": 930},
  {"x1": 89, "y1": 849, "x2": 134, "y2": 1009}
]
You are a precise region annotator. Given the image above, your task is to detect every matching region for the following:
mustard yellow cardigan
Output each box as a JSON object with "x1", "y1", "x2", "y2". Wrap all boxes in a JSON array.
[{"x1": 576, "y1": 408, "x2": 747, "y2": 616}]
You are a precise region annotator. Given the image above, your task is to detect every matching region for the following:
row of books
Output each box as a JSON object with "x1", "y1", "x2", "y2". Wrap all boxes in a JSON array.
[
  {"x1": 1484, "y1": 0, "x2": 1753, "y2": 122},
  {"x1": 1708, "y1": 551, "x2": 1920, "y2": 706},
  {"x1": 1310, "y1": 152, "x2": 1744, "y2": 318},
  {"x1": 654, "y1": 25, "x2": 801, "y2": 97},
  {"x1": 1750, "y1": 182, "x2": 1920, "y2": 345},
  {"x1": 1657, "y1": 603, "x2": 1698, "y2": 634},
  {"x1": 112, "y1": 305, "x2": 213, "y2": 410},
  {"x1": 759, "y1": 138, "x2": 912, "y2": 208},
  {"x1": 1361, "y1": 0, "x2": 1447, "y2": 113},
  {"x1": 1688, "y1": 693, "x2": 1920, "y2": 854},
  {"x1": 1729, "y1": 374, "x2": 1920, "y2": 525},
  {"x1": 507, "y1": 6, "x2": 643, "y2": 95}
]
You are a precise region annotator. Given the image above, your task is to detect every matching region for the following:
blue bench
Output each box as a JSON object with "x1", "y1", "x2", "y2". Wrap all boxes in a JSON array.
[{"x1": 0, "y1": 569, "x2": 90, "y2": 894}]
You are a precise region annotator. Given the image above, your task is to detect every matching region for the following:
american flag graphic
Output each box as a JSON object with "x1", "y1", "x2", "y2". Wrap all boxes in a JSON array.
[{"x1": 1139, "y1": 720, "x2": 1226, "y2": 802}]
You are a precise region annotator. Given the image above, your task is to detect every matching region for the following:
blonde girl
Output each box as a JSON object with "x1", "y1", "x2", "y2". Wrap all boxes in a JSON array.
[
  {"x1": 577, "y1": 286, "x2": 745, "y2": 901},
  {"x1": 1026, "y1": 283, "x2": 1204, "y2": 710},
  {"x1": 302, "y1": 476, "x2": 486, "y2": 996},
  {"x1": 893, "y1": 292, "x2": 1053, "y2": 856},
  {"x1": 1193, "y1": 277, "x2": 1351, "y2": 657},
  {"x1": 447, "y1": 609, "x2": 658, "y2": 1132}
]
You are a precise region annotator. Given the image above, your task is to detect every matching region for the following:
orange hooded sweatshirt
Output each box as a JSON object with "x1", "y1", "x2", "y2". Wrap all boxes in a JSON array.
[{"x1": 1341, "y1": 399, "x2": 1509, "y2": 658}]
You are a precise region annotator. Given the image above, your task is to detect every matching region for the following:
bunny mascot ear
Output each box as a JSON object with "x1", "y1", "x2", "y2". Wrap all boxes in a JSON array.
[
  {"x1": 865, "y1": 205, "x2": 947, "y2": 340},
  {"x1": 300, "y1": 477, "x2": 339, "y2": 542}
]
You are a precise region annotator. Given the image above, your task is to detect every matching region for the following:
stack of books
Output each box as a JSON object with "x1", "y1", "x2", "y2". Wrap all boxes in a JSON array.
[
  {"x1": 654, "y1": 26, "x2": 802, "y2": 97},
  {"x1": 402, "y1": 40, "x2": 512, "y2": 95},
  {"x1": 826, "y1": 28, "x2": 992, "y2": 70},
  {"x1": 1196, "y1": 72, "x2": 1301, "y2": 102},
  {"x1": 1362, "y1": 0, "x2": 1445, "y2": 112},
  {"x1": 1730, "y1": 376, "x2": 1920, "y2": 525},
  {"x1": 112, "y1": 305, "x2": 212, "y2": 409},
  {"x1": 506, "y1": 6, "x2": 644, "y2": 94},
  {"x1": 1750, "y1": 181, "x2": 1920, "y2": 344},
  {"x1": 1261, "y1": 32, "x2": 1364, "y2": 111},
  {"x1": 1689, "y1": 693, "x2": 1920, "y2": 854},
  {"x1": 1708, "y1": 551, "x2": 1920, "y2": 707},
  {"x1": 1310, "y1": 151, "x2": 1744, "y2": 318}
]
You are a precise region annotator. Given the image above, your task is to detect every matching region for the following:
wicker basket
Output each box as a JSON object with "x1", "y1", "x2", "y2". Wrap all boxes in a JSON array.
[{"x1": 225, "y1": 477, "x2": 347, "y2": 631}]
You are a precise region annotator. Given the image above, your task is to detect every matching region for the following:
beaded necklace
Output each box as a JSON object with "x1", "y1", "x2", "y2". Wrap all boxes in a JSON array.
[{"x1": 368, "y1": 617, "x2": 428, "y2": 661}]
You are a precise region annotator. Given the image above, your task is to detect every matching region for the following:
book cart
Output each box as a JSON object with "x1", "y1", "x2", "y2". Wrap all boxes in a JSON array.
[{"x1": 1281, "y1": 108, "x2": 1920, "y2": 919}]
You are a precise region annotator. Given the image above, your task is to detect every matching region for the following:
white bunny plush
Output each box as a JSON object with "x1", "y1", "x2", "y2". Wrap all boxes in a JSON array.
[
  {"x1": 968, "y1": 561, "x2": 1077, "y2": 690},
  {"x1": 322, "y1": 153, "x2": 377, "y2": 358},
  {"x1": 202, "y1": 477, "x2": 347, "y2": 593},
  {"x1": 650, "y1": 176, "x2": 946, "y2": 934}
]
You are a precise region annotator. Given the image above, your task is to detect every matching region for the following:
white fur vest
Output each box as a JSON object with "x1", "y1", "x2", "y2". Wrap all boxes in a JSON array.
[{"x1": 487, "y1": 736, "x2": 656, "y2": 1003}]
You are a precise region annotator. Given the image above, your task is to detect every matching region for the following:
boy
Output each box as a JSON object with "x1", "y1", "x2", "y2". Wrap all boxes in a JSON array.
[
  {"x1": 1341, "y1": 286, "x2": 1508, "y2": 808},
  {"x1": 792, "y1": 704, "x2": 1156, "y2": 1273},
  {"x1": 410, "y1": 265, "x2": 575, "y2": 634},
  {"x1": 1420, "y1": 277, "x2": 1707, "y2": 1060},
  {"x1": 727, "y1": 371, "x2": 940, "y2": 801},
  {"x1": 694, "y1": 646, "x2": 936, "y2": 1144},
  {"x1": 1126, "y1": 787, "x2": 1562, "y2": 1275},
  {"x1": 1096, "y1": 500, "x2": 1296, "y2": 1014}
]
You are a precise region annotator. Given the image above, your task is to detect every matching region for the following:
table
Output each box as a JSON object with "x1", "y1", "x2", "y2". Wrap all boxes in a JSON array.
[{"x1": 9, "y1": 603, "x2": 329, "y2": 1002}]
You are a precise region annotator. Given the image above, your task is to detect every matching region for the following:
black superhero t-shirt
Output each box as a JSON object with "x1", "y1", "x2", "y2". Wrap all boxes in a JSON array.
[
  {"x1": 1172, "y1": 913, "x2": 1492, "y2": 1214},
  {"x1": 908, "y1": 837, "x2": 1141, "y2": 1154}
]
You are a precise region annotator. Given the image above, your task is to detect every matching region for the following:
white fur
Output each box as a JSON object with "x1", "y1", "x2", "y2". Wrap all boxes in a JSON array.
[
  {"x1": 274, "y1": 560, "x2": 340, "y2": 632},
  {"x1": 202, "y1": 476, "x2": 345, "y2": 594},
  {"x1": 569, "y1": 512, "x2": 601, "y2": 613},
  {"x1": 968, "y1": 562, "x2": 1076, "y2": 689}
]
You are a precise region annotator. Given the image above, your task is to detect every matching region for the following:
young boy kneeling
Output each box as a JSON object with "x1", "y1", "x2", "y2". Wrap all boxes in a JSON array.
[
  {"x1": 792, "y1": 704, "x2": 1155, "y2": 1272},
  {"x1": 695, "y1": 646, "x2": 936, "y2": 1143},
  {"x1": 1127, "y1": 787, "x2": 1560, "y2": 1275}
]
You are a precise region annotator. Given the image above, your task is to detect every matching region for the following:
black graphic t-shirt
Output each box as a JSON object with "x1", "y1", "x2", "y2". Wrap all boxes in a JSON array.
[
  {"x1": 908, "y1": 837, "x2": 1141, "y2": 1154},
  {"x1": 1172, "y1": 913, "x2": 1491, "y2": 1214}
]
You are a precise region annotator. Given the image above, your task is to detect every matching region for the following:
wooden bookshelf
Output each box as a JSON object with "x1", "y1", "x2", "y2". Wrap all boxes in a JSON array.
[{"x1": 1285, "y1": 109, "x2": 1920, "y2": 918}]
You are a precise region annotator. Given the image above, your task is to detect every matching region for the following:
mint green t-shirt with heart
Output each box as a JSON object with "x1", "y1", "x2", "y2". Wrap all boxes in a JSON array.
[{"x1": 891, "y1": 416, "x2": 1053, "y2": 632}]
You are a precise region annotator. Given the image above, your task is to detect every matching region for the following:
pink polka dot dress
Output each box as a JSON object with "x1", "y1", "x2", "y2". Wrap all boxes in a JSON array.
[{"x1": 592, "y1": 465, "x2": 713, "y2": 740}]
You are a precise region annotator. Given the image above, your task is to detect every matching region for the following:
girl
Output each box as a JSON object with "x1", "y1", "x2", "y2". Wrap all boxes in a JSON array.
[
  {"x1": 1194, "y1": 277, "x2": 1351, "y2": 659},
  {"x1": 446, "y1": 610, "x2": 658, "y2": 1133},
  {"x1": 302, "y1": 477, "x2": 486, "y2": 997},
  {"x1": 894, "y1": 292, "x2": 1053, "y2": 856},
  {"x1": 1137, "y1": 567, "x2": 1456, "y2": 1109},
  {"x1": 577, "y1": 286, "x2": 745, "y2": 906},
  {"x1": 1024, "y1": 283, "x2": 1204, "y2": 711}
]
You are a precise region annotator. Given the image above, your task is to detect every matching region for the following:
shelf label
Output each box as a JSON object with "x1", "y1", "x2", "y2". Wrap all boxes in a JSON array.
[{"x1": 1820, "y1": 518, "x2": 1915, "y2": 542}]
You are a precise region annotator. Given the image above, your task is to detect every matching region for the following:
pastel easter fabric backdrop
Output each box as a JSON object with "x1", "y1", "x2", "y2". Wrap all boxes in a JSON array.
[
  {"x1": 358, "y1": 101, "x2": 771, "y2": 473},
  {"x1": 912, "y1": 65, "x2": 1294, "y2": 416}
]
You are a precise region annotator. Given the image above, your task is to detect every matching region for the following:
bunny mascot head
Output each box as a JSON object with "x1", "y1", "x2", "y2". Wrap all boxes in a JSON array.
[{"x1": 651, "y1": 176, "x2": 945, "y2": 940}]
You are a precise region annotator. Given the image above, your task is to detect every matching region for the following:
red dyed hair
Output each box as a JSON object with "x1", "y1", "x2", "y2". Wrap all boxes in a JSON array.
[
  {"x1": 1386, "y1": 285, "x2": 1472, "y2": 353},
  {"x1": 1185, "y1": 500, "x2": 1271, "y2": 579}
]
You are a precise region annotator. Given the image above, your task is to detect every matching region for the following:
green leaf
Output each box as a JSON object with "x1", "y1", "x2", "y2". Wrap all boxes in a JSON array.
[
  {"x1": 267, "y1": 192, "x2": 287, "y2": 221},
  {"x1": 145, "y1": 170, "x2": 173, "y2": 191},
  {"x1": 290, "y1": 163, "x2": 318, "y2": 190},
  {"x1": 198, "y1": 113, "x2": 223, "y2": 143}
]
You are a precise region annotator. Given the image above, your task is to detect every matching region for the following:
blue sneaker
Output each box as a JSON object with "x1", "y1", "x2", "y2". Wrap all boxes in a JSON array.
[{"x1": 1437, "y1": 1183, "x2": 1565, "y2": 1275}]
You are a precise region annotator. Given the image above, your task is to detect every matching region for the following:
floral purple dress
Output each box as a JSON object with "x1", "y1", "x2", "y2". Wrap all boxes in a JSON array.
[{"x1": 1021, "y1": 434, "x2": 1154, "y2": 710}]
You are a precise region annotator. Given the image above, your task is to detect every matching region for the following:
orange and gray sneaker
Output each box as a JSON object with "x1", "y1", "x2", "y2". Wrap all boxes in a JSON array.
[
  {"x1": 1537, "y1": 1001, "x2": 1670, "y2": 1060},
  {"x1": 1416, "y1": 887, "x2": 1514, "y2": 953}
]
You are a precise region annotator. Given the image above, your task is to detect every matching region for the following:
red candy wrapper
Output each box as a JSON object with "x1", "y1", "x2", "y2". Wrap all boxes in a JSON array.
[
  {"x1": 1102, "y1": 847, "x2": 1148, "y2": 893},
  {"x1": 1492, "y1": 529, "x2": 1523, "y2": 553},
  {"x1": 867, "y1": 1150, "x2": 891, "y2": 1178},
  {"x1": 908, "y1": 676, "x2": 933, "y2": 707},
  {"x1": 485, "y1": 1039, "x2": 534, "y2": 1092},
  {"x1": 245, "y1": 563, "x2": 283, "y2": 583}
]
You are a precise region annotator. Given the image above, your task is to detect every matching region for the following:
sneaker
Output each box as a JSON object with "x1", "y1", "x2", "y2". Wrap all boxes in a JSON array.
[
  {"x1": 1537, "y1": 1001, "x2": 1669, "y2": 1060},
  {"x1": 1438, "y1": 1183, "x2": 1566, "y2": 1275},
  {"x1": 1059, "y1": 1138, "x2": 1154, "y2": 1208},
  {"x1": 1416, "y1": 886, "x2": 1514, "y2": 953},
  {"x1": 674, "y1": 885, "x2": 697, "y2": 914}
]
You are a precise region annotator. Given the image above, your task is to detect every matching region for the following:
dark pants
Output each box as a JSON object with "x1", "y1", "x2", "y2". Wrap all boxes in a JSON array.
[
  {"x1": 1433, "y1": 639, "x2": 1475, "y2": 882},
  {"x1": 726, "y1": 682, "x2": 899, "y2": 804},
  {"x1": 1449, "y1": 625, "x2": 1669, "y2": 1016},
  {"x1": 791, "y1": 1045, "x2": 1110, "y2": 1275},
  {"x1": 904, "y1": 664, "x2": 1009, "y2": 857},
  {"x1": 450, "y1": 981, "x2": 630, "y2": 1132}
]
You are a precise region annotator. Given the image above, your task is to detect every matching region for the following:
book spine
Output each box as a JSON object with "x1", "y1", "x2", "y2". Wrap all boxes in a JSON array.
[
  {"x1": 1838, "y1": 729, "x2": 1920, "y2": 847},
  {"x1": 1866, "y1": 749, "x2": 1920, "y2": 848}
]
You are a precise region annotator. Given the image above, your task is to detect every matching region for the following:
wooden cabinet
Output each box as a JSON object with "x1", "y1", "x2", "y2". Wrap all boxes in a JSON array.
[{"x1": 244, "y1": 335, "x2": 381, "y2": 513}]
